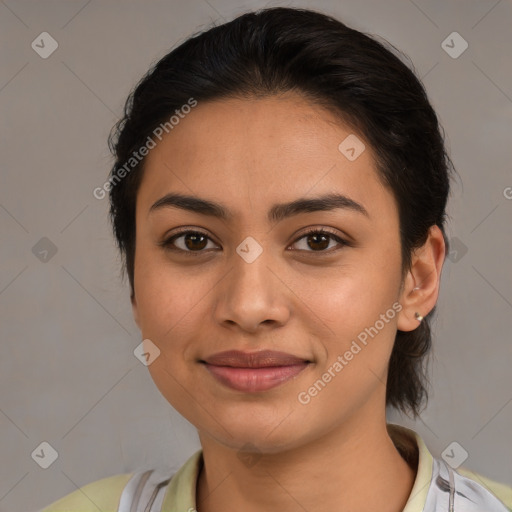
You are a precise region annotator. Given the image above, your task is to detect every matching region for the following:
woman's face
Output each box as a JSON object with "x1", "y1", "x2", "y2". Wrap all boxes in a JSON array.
[{"x1": 131, "y1": 93, "x2": 411, "y2": 452}]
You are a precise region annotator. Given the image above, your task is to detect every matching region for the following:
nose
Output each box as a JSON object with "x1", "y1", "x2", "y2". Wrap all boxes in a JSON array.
[{"x1": 213, "y1": 241, "x2": 291, "y2": 333}]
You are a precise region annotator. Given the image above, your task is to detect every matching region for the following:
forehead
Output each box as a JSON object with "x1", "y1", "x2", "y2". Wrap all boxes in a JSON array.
[{"x1": 137, "y1": 93, "x2": 395, "y2": 222}]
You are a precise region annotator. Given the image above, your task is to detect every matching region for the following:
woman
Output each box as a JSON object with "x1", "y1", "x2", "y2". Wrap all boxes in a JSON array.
[{"x1": 39, "y1": 6, "x2": 512, "y2": 512}]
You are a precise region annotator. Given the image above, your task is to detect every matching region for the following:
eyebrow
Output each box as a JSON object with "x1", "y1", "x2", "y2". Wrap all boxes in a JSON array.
[{"x1": 149, "y1": 192, "x2": 369, "y2": 223}]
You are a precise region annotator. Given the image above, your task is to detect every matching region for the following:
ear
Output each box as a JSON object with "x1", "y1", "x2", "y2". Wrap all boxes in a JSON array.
[
  {"x1": 131, "y1": 291, "x2": 140, "y2": 329},
  {"x1": 397, "y1": 225, "x2": 446, "y2": 332}
]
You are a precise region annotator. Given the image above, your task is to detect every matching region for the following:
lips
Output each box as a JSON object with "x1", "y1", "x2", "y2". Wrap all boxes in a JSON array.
[
  {"x1": 201, "y1": 350, "x2": 311, "y2": 392},
  {"x1": 203, "y1": 350, "x2": 309, "y2": 368}
]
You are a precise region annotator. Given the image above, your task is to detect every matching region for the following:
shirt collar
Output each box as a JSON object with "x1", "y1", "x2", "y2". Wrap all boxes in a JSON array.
[{"x1": 388, "y1": 423, "x2": 434, "y2": 512}]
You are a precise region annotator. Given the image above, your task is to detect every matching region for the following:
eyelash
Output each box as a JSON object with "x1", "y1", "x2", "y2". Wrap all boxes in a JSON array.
[{"x1": 159, "y1": 227, "x2": 350, "y2": 257}]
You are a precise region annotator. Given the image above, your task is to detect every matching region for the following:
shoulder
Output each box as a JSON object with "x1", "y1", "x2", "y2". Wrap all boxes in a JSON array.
[
  {"x1": 38, "y1": 472, "x2": 133, "y2": 512},
  {"x1": 457, "y1": 466, "x2": 512, "y2": 511}
]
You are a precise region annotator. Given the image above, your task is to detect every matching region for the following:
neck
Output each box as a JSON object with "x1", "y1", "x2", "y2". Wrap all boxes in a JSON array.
[{"x1": 196, "y1": 411, "x2": 417, "y2": 512}]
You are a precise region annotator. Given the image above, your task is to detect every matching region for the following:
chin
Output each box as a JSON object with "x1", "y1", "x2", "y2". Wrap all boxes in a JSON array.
[
  {"x1": 199, "y1": 411, "x2": 309, "y2": 454},
  {"x1": 211, "y1": 430, "x2": 304, "y2": 455}
]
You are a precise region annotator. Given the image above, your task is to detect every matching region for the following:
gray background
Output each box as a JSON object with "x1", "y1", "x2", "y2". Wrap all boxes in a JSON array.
[{"x1": 0, "y1": 1, "x2": 511, "y2": 511}]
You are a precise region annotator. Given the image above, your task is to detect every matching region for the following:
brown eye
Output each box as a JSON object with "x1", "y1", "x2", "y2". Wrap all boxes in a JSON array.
[
  {"x1": 181, "y1": 232, "x2": 208, "y2": 251},
  {"x1": 290, "y1": 228, "x2": 347, "y2": 253},
  {"x1": 161, "y1": 230, "x2": 218, "y2": 254},
  {"x1": 305, "y1": 232, "x2": 330, "y2": 250}
]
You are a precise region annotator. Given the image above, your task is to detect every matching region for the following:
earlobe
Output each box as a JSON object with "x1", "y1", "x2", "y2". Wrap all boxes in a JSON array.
[
  {"x1": 396, "y1": 225, "x2": 446, "y2": 332},
  {"x1": 397, "y1": 273, "x2": 424, "y2": 332}
]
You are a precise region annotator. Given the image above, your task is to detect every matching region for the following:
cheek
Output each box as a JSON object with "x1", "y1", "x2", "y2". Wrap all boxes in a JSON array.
[
  {"x1": 134, "y1": 261, "x2": 214, "y2": 424},
  {"x1": 291, "y1": 275, "x2": 400, "y2": 424},
  {"x1": 133, "y1": 249, "x2": 209, "y2": 338},
  {"x1": 291, "y1": 245, "x2": 402, "y2": 385},
  {"x1": 303, "y1": 277, "x2": 398, "y2": 368},
  {"x1": 294, "y1": 253, "x2": 401, "y2": 334}
]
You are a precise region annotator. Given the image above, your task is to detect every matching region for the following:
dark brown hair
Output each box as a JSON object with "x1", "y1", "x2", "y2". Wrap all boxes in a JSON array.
[{"x1": 107, "y1": 6, "x2": 454, "y2": 418}]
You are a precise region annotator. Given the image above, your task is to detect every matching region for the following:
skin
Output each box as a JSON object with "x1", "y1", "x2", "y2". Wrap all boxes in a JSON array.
[{"x1": 131, "y1": 92, "x2": 445, "y2": 512}]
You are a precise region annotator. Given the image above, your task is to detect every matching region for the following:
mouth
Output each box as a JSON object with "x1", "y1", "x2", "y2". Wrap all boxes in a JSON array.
[{"x1": 200, "y1": 350, "x2": 312, "y2": 392}]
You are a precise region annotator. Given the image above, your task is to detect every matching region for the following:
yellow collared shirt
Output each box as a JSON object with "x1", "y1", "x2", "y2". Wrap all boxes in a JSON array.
[{"x1": 39, "y1": 424, "x2": 512, "y2": 511}]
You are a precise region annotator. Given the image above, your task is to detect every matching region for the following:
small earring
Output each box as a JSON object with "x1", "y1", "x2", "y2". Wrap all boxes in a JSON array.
[
  {"x1": 413, "y1": 286, "x2": 420, "y2": 291},
  {"x1": 414, "y1": 312, "x2": 423, "y2": 322}
]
